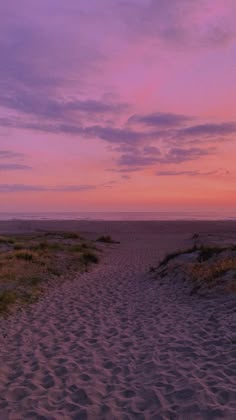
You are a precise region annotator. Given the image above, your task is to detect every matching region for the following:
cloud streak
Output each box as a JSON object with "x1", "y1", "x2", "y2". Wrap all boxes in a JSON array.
[
  {"x1": 0, "y1": 184, "x2": 98, "y2": 193},
  {"x1": 0, "y1": 149, "x2": 31, "y2": 171},
  {"x1": 156, "y1": 169, "x2": 229, "y2": 176},
  {"x1": 0, "y1": 164, "x2": 31, "y2": 171},
  {"x1": 0, "y1": 150, "x2": 26, "y2": 159},
  {"x1": 128, "y1": 112, "x2": 192, "y2": 127}
]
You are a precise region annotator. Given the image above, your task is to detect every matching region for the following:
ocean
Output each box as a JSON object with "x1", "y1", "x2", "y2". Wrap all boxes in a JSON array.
[{"x1": 0, "y1": 211, "x2": 235, "y2": 221}]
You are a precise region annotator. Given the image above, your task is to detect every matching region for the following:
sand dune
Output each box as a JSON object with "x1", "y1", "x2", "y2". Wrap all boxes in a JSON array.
[{"x1": 0, "y1": 221, "x2": 236, "y2": 419}]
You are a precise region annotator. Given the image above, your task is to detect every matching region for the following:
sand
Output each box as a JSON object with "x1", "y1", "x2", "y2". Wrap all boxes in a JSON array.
[{"x1": 0, "y1": 221, "x2": 236, "y2": 419}]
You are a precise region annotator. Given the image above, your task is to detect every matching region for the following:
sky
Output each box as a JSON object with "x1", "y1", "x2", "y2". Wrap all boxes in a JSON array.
[{"x1": 0, "y1": 0, "x2": 236, "y2": 212}]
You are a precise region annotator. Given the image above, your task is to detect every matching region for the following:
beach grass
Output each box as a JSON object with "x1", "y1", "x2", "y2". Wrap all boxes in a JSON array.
[
  {"x1": 157, "y1": 243, "x2": 236, "y2": 292},
  {"x1": 158, "y1": 245, "x2": 198, "y2": 267},
  {"x1": 0, "y1": 232, "x2": 99, "y2": 313}
]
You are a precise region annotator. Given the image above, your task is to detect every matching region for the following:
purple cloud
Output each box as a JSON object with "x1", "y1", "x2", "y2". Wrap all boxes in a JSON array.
[
  {"x1": 0, "y1": 164, "x2": 31, "y2": 171},
  {"x1": 117, "y1": 0, "x2": 236, "y2": 49},
  {"x1": 84, "y1": 126, "x2": 153, "y2": 145},
  {"x1": 0, "y1": 184, "x2": 98, "y2": 193},
  {"x1": 0, "y1": 149, "x2": 31, "y2": 171},
  {"x1": 128, "y1": 112, "x2": 191, "y2": 127},
  {"x1": 158, "y1": 147, "x2": 213, "y2": 164},
  {"x1": 115, "y1": 147, "x2": 213, "y2": 170},
  {"x1": 0, "y1": 150, "x2": 26, "y2": 159},
  {"x1": 118, "y1": 153, "x2": 159, "y2": 167},
  {"x1": 0, "y1": 92, "x2": 128, "y2": 120},
  {"x1": 143, "y1": 146, "x2": 161, "y2": 155},
  {"x1": 155, "y1": 169, "x2": 228, "y2": 176},
  {"x1": 0, "y1": 0, "x2": 235, "y2": 182},
  {"x1": 177, "y1": 122, "x2": 236, "y2": 139}
]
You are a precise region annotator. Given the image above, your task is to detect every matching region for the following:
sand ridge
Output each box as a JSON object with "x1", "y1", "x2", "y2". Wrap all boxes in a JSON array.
[{"x1": 0, "y1": 222, "x2": 235, "y2": 419}]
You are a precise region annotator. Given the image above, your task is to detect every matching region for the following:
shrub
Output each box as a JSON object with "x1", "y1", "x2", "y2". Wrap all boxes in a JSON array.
[
  {"x1": 198, "y1": 246, "x2": 224, "y2": 262},
  {"x1": 69, "y1": 244, "x2": 83, "y2": 253},
  {"x1": 96, "y1": 235, "x2": 119, "y2": 244},
  {"x1": 34, "y1": 241, "x2": 63, "y2": 251},
  {"x1": 22, "y1": 275, "x2": 42, "y2": 286},
  {"x1": 13, "y1": 243, "x2": 24, "y2": 250},
  {"x1": 15, "y1": 251, "x2": 35, "y2": 261},
  {"x1": 0, "y1": 291, "x2": 17, "y2": 312},
  {"x1": 0, "y1": 236, "x2": 15, "y2": 244},
  {"x1": 81, "y1": 251, "x2": 99, "y2": 265},
  {"x1": 62, "y1": 232, "x2": 80, "y2": 239}
]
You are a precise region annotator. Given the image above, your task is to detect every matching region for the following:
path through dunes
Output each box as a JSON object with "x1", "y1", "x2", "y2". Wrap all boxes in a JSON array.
[{"x1": 0, "y1": 226, "x2": 235, "y2": 419}]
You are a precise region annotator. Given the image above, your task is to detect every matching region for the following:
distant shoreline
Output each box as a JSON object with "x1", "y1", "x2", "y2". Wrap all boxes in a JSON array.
[
  {"x1": 1, "y1": 219, "x2": 236, "y2": 238},
  {"x1": 0, "y1": 211, "x2": 236, "y2": 222}
]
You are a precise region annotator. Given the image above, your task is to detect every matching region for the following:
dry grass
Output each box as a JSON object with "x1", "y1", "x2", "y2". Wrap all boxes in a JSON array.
[
  {"x1": 0, "y1": 231, "x2": 99, "y2": 313},
  {"x1": 157, "y1": 244, "x2": 236, "y2": 294},
  {"x1": 158, "y1": 246, "x2": 198, "y2": 267},
  {"x1": 189, "y1": 258, "x2": 236, "y2": 284}
]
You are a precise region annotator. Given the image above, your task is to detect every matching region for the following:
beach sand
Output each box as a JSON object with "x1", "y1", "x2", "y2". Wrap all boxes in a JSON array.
[{"x1": 0, "y1": 220, "x2": 235, "y2": 419}]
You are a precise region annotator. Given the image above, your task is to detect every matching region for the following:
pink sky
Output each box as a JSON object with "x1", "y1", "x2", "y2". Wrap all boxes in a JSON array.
[{"x1": 0, "y1": 0, "x2": 236, "y2": 212}]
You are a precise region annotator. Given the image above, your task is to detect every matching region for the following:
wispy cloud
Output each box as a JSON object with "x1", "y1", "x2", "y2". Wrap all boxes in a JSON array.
[
  {"x1": 176, "y1": 122, "x2": 236, "y2": 139},
  {"x1": 0, "y1": 149, "x2": 31, "y2": 171},
  {"x1": 157, "y1": 147, "x2": 214, "y2": 164},
  {"x1": 156, "y1": 169, "x2": 230, "y2": 176},
  {"x1": 0, "y1": 184, "x2": 98, "y2": 193},
  {"x1": 117, "y1": 0, "x2": 236, "y2": 49},
  {"x1": 0, "y1": 164, "x2": 31, "y2": 171},
  {"x1": 128, "y1": 112, "x2": 192, "y2": 128},
  {"x1": 0, "y1": 150, "x2": 26, "y2": 159},
  {"x1": 109, "y1": 146, "x2": 214, "y2": 172}
]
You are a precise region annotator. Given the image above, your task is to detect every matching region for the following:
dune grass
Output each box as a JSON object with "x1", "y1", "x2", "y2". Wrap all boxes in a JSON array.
[
  {"x1": 158, "y1": 245, "x2": 198, "y2": 267},
  {"x1": 0, "y1": 231, "x2": 99, "y2": 313},
  {"x1": 189, "y1": 257, "x2": 236, "y2": 284},
  {"x1": 158, "y1": 244, "x2": 229, "y2": 268},
  {"x1": 157, "y1": 243, "x2": 236, "y2": 292}
]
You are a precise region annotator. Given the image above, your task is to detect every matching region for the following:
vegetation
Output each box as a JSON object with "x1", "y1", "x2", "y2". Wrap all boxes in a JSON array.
[
  {"x1": 198, "y1": 246, "x2": 224, "y2": 262},
  {"x1": 189, "y1": 257, "x2": 236, "y2": 284},
  {"x1": 156, "y1": 243, "x2": 236, "y2": 294},
  {"x1": 158, "y1": 246, "x2": 198, "y2": 267},
  {"x1": 96, "y1": 235, "x2": 120, "y2": 244},
  {"x1": 0, "y1": 231, "x2": 99, "y2": 313},
  {"x1": 158, "y1": 244, "x2": 229, "y2": 268},
  {"x1": 0, "y1": 291, "x2": 17, "y2": 312},
  {"x1": 0, "y1": 236, "x2": 15, "y2": 244},
  {"x1": 81, "y1": 251, "x2": 99, "y2": 265}
]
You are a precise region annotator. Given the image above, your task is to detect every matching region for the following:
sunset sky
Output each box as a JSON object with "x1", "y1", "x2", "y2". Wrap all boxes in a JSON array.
[{"x1": 1, "y1": 0, "x2": 236, "y2": 212}]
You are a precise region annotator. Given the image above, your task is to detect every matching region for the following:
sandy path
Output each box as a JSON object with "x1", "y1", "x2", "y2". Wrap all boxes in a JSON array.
[{"x1": 0, "y1": 225, "x2": 235, "y2": 419}]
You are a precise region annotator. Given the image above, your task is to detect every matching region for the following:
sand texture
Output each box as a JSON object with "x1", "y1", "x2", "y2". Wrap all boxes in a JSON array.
[{"x1": 0, "y1": 221, "x2": 236, "y2": 419}]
